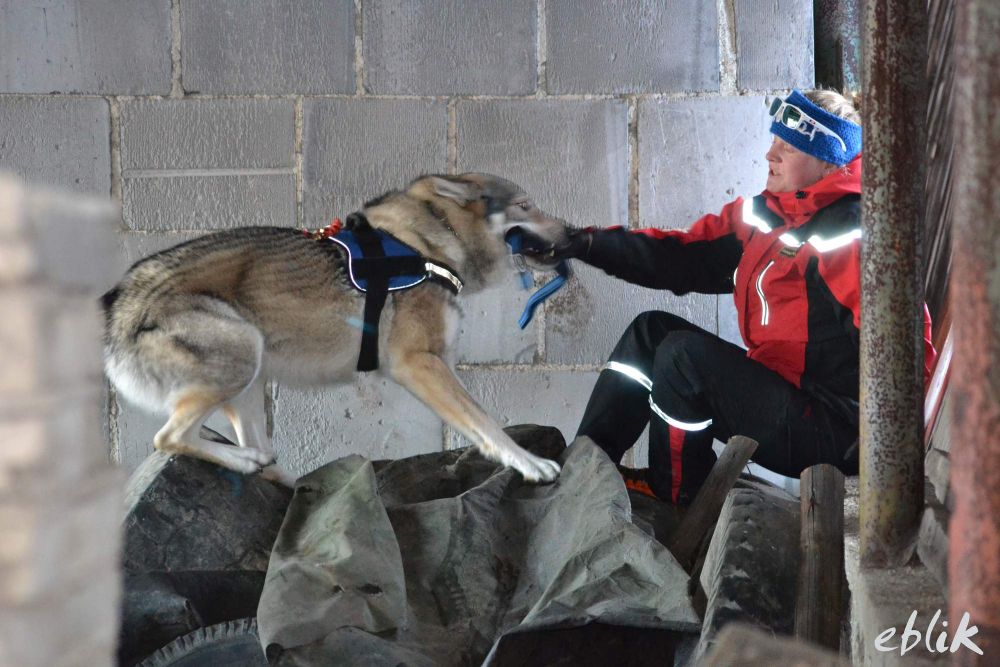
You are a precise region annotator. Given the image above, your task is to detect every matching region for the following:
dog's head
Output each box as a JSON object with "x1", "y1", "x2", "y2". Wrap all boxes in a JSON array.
[{"x1": 421, "y1": 173, "x2": 570, "y2": 270}]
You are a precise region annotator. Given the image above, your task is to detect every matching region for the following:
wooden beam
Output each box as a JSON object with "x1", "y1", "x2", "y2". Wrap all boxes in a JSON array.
[
  {"x1": 667, "y1": 435, "x2": 758, "y2": 572},
  {"x1": 794, "y1": 464, "x2": 846, "y2": 650}
]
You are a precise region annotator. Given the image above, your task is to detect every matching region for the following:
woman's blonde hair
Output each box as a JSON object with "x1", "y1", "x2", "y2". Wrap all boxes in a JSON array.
[{"x1": 804, "y1": 88, "x2": 862, "y2": 125}]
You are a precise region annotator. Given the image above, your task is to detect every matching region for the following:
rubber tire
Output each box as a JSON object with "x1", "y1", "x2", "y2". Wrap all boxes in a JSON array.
[
  {"x1": 136, "y1": 618, "x2": 266, "y2": 667},
  {"x1": 695, "y1": 479, "x2": 801, "y2": 659}
]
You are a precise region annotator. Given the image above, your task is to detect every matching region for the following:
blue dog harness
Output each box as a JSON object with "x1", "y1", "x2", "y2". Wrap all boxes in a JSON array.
[
  {"x1": 319, "y1": 213, "x2": 463, "y2": 372},
  {"x1": 309, "y1": 213, "x2": 570, "y2": 371}
]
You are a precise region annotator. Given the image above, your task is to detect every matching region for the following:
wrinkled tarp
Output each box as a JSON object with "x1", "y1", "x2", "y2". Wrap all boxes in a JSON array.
[{"x1": 257, "y1": 437, "x2": 700, "y2": 666}]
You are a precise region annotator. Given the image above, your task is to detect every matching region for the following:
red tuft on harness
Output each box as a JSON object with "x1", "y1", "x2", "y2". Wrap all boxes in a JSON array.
[{"x1": 302, "y1": 218, "x2": 344, "y2": 240}]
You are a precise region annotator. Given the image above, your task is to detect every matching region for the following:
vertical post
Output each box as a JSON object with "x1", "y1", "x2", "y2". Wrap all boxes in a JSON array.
[
  {"x1": 0, "y1": 178, "x2": 123, "y2": 666},
  {"x1": 794, "y1": 464, "x2": 845, "y2": 651},
  {"x1": 858, "y1": 0, "x2": 929, "y2": 568},
  {"x1": 949, "y1": 0, "x2": 1000, "y2": 661},
  {"x1": 814, "y1": 0, "x2": 863, "y2": 90}
]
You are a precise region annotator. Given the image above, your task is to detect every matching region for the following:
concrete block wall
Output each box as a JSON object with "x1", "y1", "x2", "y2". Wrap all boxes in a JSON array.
[{"x1": 0, "y1": 0, "x2": 814, "y2": 478}]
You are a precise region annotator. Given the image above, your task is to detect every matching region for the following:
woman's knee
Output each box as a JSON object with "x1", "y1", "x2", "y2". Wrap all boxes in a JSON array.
[{"x1": 653, "y1": 329, "x2": 715, "y2": 367}]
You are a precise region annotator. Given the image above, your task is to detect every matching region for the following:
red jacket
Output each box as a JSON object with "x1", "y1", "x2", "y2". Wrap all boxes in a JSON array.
[{"x1": 584, "y1": 156, "x2": 936, "y2": 422}]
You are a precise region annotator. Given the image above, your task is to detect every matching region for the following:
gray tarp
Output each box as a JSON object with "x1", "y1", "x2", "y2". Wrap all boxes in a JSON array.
[{"x1": 257, "y1": 437, "x2": 700, "y2": 666}]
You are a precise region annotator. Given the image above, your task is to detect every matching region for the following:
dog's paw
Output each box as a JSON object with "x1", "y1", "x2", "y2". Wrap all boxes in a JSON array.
[
  {"x1": 220, "y1": 446, "x2": 274, "y2": 474},
  {"x1": 260, "y1": 463, "x2": 297, "y2": 488},
  {"x1": 515, "y1": 453, "x2": 561, "y2": 484}
]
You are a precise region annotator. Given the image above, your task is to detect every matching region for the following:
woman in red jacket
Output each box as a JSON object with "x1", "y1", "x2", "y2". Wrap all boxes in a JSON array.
[{"x1": 525, "y1": 89, "x2": 935, "y2": 505}]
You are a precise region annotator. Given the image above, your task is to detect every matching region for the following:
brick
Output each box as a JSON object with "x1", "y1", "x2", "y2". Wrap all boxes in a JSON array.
[
  {"x1": 120, "y1": 99, "x2": 295, "y2": 171},
  {"x1": 0, "y1": 394, "x2": 109, "y2": 492},
  {"x1": 182, "y1": 0, "x2": 355, "y2": 94},
  {"x1": 448, "y1": 368, "x2": 599, "y2": 449},
  {"x1": 0, "y1": 289, "x2": 103, "y2": 395},
  {"x1": 23, "y1": 187, "x2": 120, "y2": 293},
  {"x1": 456, "y1": 99, "x2": 629, "y2": 230},
  {"x1": 735, "y1": 0, "x2": 814, "y2": 91},
  {"x1": 0, "y1": 178, "x2": 119, "y2": 291},
  {"x1": 544, "y1": 262, "x2": 718, "y2": 365},
  {"x1": 718, "y1": 295, "x2": 745, "y2": 349},
  {"x1": 364, "y1": 0, "x2": 536, "y2": 95},
  {"x1": 272, "y1": 379, "x2": 444, "y2": 477},
  {"x1": 0, "y1": 0, "x2": 170, "y2": 94},
  {"x1": 0, "y1": 565, "x2": 120, "y2": 667},
  {"x1": 121, "y1": 173, "x2": 295, "y2": 231},
  {"x1": 0, "y1": 97, "x2": 110, "y2": 195},
  {"x1": 302, "y1": 99, "x2": 447, "y2": 222},
  {"x1": 546, "y1": 0, "x2": 719, "y2": 94},
  {"x1": 0, "y1": 470, "x2": 121, "y2": 605},
  {"x1": 454, "y1": 282, "x2": 538, "y2": 364},
  {"x1": 639, "y1": 96, "x2": 772, "y2": 228}
]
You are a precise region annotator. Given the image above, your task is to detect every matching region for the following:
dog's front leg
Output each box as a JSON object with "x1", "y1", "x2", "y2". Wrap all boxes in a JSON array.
[{"x1": 388, "y1": 352, "x2": 561, "y2": 482}]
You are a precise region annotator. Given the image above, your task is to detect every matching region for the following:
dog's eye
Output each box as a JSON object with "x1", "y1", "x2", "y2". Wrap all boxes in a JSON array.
[{"x1": 517, "y1": 201, "x2": 532, "y2": 211}]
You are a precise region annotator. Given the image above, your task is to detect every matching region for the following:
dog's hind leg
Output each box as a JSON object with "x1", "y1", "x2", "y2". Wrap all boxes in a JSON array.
[
  {"x1": 222, "y1": 380, "x2": 297, "y2": 486},
  {"x1": 154, "y1": 388, "x2": 275, "y2": 474},
  {"x1": 388, "y1": 351, "x2": 561, "y2": 483}
]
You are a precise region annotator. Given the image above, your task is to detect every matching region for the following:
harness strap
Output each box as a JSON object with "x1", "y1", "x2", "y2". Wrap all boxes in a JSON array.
[
  {"x1": 342, "y1": 213, "x2": 462, "y2": 371},
  {"x1": 349, "y1": 216, "x2": 389, "y2": 372}
]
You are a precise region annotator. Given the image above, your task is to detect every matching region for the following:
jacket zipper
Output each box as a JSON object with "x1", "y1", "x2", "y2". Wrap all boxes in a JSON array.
[{"x1": 755, "y1": 260, "x2": 775, "y2": 326}]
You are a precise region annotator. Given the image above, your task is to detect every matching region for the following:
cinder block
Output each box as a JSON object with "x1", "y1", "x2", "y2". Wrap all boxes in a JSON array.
[
  {"x1": 736, "y1": 0, "x2": 814, "y2": 91},
  {"x1": 448, "y1": 368, "x2": 599, "y2": 449},
  {"x1": 0, "y1": 394, "x2": 109, "y2": 492},
  {"x1": 302, "y1": 99, "x2": 447, "y2": 223},
  {"x1": 718, "y1": 294, "x2": 745, "y2": 348},
  {"x1": 0, "y1": 97, "x2": 110, "y2": 195},
  {"x1": 364, "y1": 0, "x2": 536, "y2": 95},
  {"x1": 0, "y1": 470, "x2": 121, "y2": 605},
  {"x1": 544, "y1": 262, "x2": 718, "y2": 365},
  {"x1": 0, "y1": 564, "x2": 120, "y2": 667},
  {"x1": 182, "y1": 0, "x2": 355, "y2": 94},
  {"x1": 120, "y1": 99, "x2": 295, "y2": 171},
  {"x1": 456, "y1": 99, "x2": 629, "y2": 230},
  {"x1": 122, "y1": 174, "x2": 295, "y2": 231},
  {"x1": 454, "y1": 282, "x2": 538, "y2": 365},
  {"x1": 639, "y1": 96, "x2": 772, "y2": 228},
  {"x1": 0, "y1": 179, "x2": 118, "y2": 292},
  {"x1": 271, "y1": 379, "x2": 444, "y2": 477},
  {"x1": 0, "y1": 289, "x2": 103, "y2": 396},
  {"x1": 0, "y1": 0, "x2": 170, "y2": 94},
  {"x1": 545, "y1": 0, "x2": 719, "y2": 94}
]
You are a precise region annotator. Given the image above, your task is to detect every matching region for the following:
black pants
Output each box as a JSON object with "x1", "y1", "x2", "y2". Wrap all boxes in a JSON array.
[{"x1": 577, "y1": 311, "x2": 859, "y2": 505}]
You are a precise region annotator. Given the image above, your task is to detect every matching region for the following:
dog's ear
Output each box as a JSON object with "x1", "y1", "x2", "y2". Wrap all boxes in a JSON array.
[{"x1": 429, "y1": 176, "x2": 481, "y2": 206}]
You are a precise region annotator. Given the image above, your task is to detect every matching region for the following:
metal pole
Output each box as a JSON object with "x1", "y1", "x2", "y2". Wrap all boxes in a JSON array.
[
  {"x1": 859, "y1": 0, "x2": 928, "y2": 567},
  {"x1": 814, "y1": 0, "x2": 863, "y2": 90},
  {"x1": 949, "y1": 0, "x2": 1000, "y2": 661}
]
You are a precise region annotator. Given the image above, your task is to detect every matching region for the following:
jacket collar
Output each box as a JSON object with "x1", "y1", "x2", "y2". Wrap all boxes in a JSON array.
[{"x1": 762, "y1": 154, "x2": 863, "y2": 227}]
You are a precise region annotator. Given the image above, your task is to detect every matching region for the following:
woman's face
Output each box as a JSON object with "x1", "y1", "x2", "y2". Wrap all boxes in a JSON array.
[{"x1": 765, "y1": 136, "x2": 838, "y2": 193}]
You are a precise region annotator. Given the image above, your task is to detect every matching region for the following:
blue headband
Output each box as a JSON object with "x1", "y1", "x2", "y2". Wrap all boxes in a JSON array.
[{"x1": 769, "y1": 90, "x2": 862, "y2": 166}]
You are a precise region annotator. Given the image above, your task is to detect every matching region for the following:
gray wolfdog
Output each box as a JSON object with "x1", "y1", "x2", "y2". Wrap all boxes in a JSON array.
[{"x1": 102, "y1": 173, "x2": 567, "y2": 485}]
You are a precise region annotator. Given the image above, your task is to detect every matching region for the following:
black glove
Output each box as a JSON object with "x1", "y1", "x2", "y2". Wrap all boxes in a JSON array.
[{"x1": 515, "y1": 226, "x2": 592, "y2": 261}]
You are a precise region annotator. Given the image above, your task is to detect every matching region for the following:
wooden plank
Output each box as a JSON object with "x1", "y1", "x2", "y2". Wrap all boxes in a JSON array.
[
  {"x1": 918, "y1": 502, "x2": 949, "y2": 593},
  {"x1": 667, "y1": 435, "x2": 758, "y2": 572},
  {"x1": 794, "y1": 464, "x2": 846, "y2": 650},
  {"x1": 701, "y1": 622, "x2": 850, "y2": 667},
  {"x1": 925, "y1": 447, "x2": 950, "y2": 507}
]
